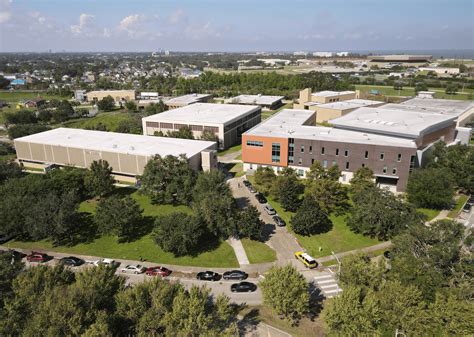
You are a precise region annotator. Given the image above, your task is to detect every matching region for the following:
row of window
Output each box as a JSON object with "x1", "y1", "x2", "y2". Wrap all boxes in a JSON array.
[
  {"x1": 246, "y1": 140, "x2": 263, "y2": 147},
  {"x1": 307, "y1": 158, "x2": 399, "y2": 175},
  {"x1": 300, "y1": 145, "x2": 403, "y2": 162}
]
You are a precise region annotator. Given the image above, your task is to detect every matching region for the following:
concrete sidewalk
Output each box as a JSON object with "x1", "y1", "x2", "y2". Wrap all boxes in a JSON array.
[
  {"x1": 316, "y1": 241, "x2": 393, "y2": 263},
  {"x1": 228, "y1": 237, "x2": 250, "y2": 265}
]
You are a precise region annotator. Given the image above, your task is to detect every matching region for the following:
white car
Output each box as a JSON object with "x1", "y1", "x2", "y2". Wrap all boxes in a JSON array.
[
  {"x1": 263, "y1": 204, "x2": 276, "y2": 215},
  {"x1": 120, "y1": 264, "x2": 146, "y2": 274},
  {"x1": 92, "y1": 258, "x2": 117, "y2": 267}
]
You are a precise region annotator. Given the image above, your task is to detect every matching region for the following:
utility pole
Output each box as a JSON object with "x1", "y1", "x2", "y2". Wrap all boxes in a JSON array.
[{"x1": 331, "y1": 251, "x2": 341, "y2": 274}]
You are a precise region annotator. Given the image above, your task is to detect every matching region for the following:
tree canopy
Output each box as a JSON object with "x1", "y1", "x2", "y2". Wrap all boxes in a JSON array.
[{"x1": 291, "y1": 197, "x2": 332, "y2": 236}]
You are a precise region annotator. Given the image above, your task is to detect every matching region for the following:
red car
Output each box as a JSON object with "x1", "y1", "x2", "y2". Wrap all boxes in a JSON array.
[
  {"x1": 26, "y1": 251, "x2": 49, "y2": 263},
  {"x1": 145, "y1": 266, "x2": 171, "y2": 277}
]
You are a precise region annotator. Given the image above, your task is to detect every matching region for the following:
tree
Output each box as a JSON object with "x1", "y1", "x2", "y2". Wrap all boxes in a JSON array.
[
  {"x1": 305, "y1": 178, "x2": 349, "y2": 215},
  {"x1": 349, "y1": 167, "x2": 375, "y2": 195},
  {"x1": 445, "y1": 83, "x2": 458, "y2": 95},
  {"x1": 0, "y1": 251, "x2": 24, "y2": 311},
  {"x1": 348, "y1": 185, "x2": 423, "y2": 240},
  {"x1": 7, "y1": 124, "x2": 50, "y2": 139},
  {"x1": 37, "y1": 109, "x2": 52, "y2": 123},
  {"x1": 4, "y1": 109, "x2": 37, "y2": 126},
  {"x1": 406, "y1": 168, "x2": 454, "y2": 209},
  {"x1": 115, "y1": 118, "x2": 142, "y2": 134},
  {"x1": 291, "y1": 197, "x2": 332, "y2": 236},
  {"x1": 254, "y1": 166, "x2": 276, "y2": 195},
  {"x1": 393, "y1": 81, "x2": 403, "y2": 91},
  {"x1": 0, "y1": 160, "x2": 23, "y2": 183},
  {"x1": 144, "y1": 101, "x2": 166, "y2": 116},
  {"x1": 273, "y1": 169, "x2": 304, "y2": 212},
  {"x1": 51, "y1": 100, "x2": 74, "y2": 122},
  {"x1": 95, "y1": 195, "x2": 143, "y2": 242},
  {"x1": 260, "y1": 265, "x2": 309, "y2": 325},
  {"x1": 84, "y1": 160, "x2": 115, "y2": 198},
  {"x1": 200, "y1": 129, "x2": 218, "y2": 142},
  {"x1": 414, "y1": 81, "x2": 428, "y2": 93},
  {"x1": 124, "y1": 100, "x2": 137, "y2": 112},
  {"x1": 97, "y1": 96, "x2": 115, "y2": 111},
  {"x1": 338, "y1": 253, "x2": 385, "y2": 292},
  {"x1": 166, "y1": 126, "x2": 194, "y2": 139},
  {"x1": 153, "y1": 212, "x2": 203, "y2": 256},
  {"x1": 306, "y1": 161, "x2": 341, "y2": 181},
  {"x1": 140, "y1": 154, "x2": 195, "y2": 205},
  {"x1": 238, "y1": 205, "x2": 264, "y2": 240}
]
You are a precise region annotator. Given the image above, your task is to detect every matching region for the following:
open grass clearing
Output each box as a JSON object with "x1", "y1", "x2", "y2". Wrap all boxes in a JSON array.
[
  {"x1": 241, "y1": 239, "x2": 276, "y2": 264},
  {"x1": 448, "y1": 194, "x2": 469, "y2": 218},
  {"x1": 417, "y1": 208, "x2": 440, "y2": 221},
  {"x1": 63, "y1": 111, "x2": 133, "y2": 131},
  {"x1": 217, "y1": 143, "x2": 242, "y2": 156}
]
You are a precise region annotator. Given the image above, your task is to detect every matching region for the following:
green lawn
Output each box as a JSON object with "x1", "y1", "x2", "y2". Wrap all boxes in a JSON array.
[
  {"x1": 217, "y1": 144, "x2": 241, "y2": 156},
  {"x1": 12, "y1": 187, "x2": 239, "y2": 267},
  {"x1": 0, "y1": 91, "x2": 67, "y2": 102},
  {"x1": 263, "y1": 193, "x2": 380, "y2": 259},
  {"x1": 241, "y1": 239, "x2": 276, "y2": 264},
  {"x1": 448, "y1": 194, "x2": 469, "y2": 218},
  {"x1": 417, "y1": 208, "x2": 440, "y2": 221},
  {"x1": 229, "y1": 162, "x2": 245, "y2": 177},
  {"x1": 63, "y1": 111, "x2": 133, "y2": 131}
]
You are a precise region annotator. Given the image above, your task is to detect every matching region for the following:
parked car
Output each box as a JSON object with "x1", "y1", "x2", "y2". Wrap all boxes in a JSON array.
[
  {"x1": 263, "y1": 204, "x2": 276, "y2": 215},
  {"x1": 223, "y1": 270, "x2": 248, "y2": 280},
  {"x1": 145, "y1": 266, "x2": 171, "y2": 277},
  {"x1": 121, "y1": 264, "x2": 146, "y2": 274},
  {"x1": 294, "y1": 251, "x2": 318, "y2": 269},
  {"x1": 196, "y1": 271, "x2": 220, "y2": 281},
  {"x1": 243, "y1": 180, "x2": 251, "y2": 187},
  {"x1": 248, "y1": 185, "x2": 256, "y2": 193},
  {"x1": 26, "y1": 251, "x2": 50, "y2": 263},
  {"x1": 255, "y1": 193, "x2": 267, "y2": 204},
  {"x1": 272, "y1": 215, "x2": 286, "y2": 227},
  {"x1": 92, "y1": 258, "x2": 118, "y2": 267},
  {"x1": 231, "y1": 281, "x2": 257, "y2": 293},
  {"x1": 468, "y1": 195, "x2": 474, "y2": 206},
  {"x1": 0, "y1": 232, "x2": 15, "y2": 244},
  {"x1": 462, "y1": 203, "x2": 471, "y2": 213},
  {"x1": 59, "y1": 256, "x2": 85, "y2": 267}
]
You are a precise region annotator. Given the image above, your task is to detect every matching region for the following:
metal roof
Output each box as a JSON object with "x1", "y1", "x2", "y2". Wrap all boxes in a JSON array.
[
  {"x1": 164, "y1": 93, "x2": 212, "y2": 105},
  {"x1": 226, "y1": 94, "x2": 284, "y2": 105}
]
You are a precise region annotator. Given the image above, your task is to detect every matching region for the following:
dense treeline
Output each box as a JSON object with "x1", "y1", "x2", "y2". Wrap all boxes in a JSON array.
[{"x1": 0, "y1": 261, "x2": 240, "y2": 336}]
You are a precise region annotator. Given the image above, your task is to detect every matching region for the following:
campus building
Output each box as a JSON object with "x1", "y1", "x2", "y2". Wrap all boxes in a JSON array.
[
  {"x1": 164, "y1": 93, "x2": 212, "y2": 109},
  {"x1": 367, "y1": 55, "x2": 432, "y2": 68},
  {"x1": 85, "y1": 90, "x2": 136, "y2": 103},
  {"x1": 294, "y1": 88, "x2": 358, "y2": 110},
  {"x1": 14, "y1": 128, "x2": 217, "y2": 181},
  {"x1": 225, "y1": 94, "x2": 284, "y2": 110},
  {"x1": 242, "y1": 106, "x2": 457, "y2": 192},
  {"x1": 142, "y1": 103, "x2": 261, "y2": 149},
  {"x1": 310, "y1": 99, "x2": 384, "y2": 123}
]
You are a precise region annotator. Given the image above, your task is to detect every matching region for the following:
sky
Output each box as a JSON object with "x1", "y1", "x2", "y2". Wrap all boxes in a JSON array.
[{"x1": 0, "y1": 0, "x2": 473, "y2": 52}]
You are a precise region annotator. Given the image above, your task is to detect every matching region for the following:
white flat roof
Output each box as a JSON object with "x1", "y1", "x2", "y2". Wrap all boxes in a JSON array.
[
  {"x1": 329, "y1": 106, "x2": 456, "y2": 138},
  {"x1": 244, "y1": 109, "x2": 416, "y2": 148},
  {"x1": 164, "y1": 93, "x2": 212, "y2": 105},
  {"x1": 312, "y1": 90, "x2": 356, "y2": 97},
  {"x1": 316, "y1": 99, "x2": 381, "y2": 110},
  {"x1": 399, "y1": 98, "x2": 473, "y2": 117},
  {"x1": 227, "y1": 94, "x2": 284, "y2": 105},
  {"x1": 143, "y1": 103, "x2": 260, "y2": 126},
  {"x1": 15, "y1": 128, "x2": 215, "y2": 158}
]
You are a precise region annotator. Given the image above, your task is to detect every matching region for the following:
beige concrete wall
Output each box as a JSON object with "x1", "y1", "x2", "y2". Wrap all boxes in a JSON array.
[
  {"x1": 314, "y1": 107, "x2": 353, "y2": 123},
  {"x1": 86, "y1": 90, "x2": 136, "y2": 102}
]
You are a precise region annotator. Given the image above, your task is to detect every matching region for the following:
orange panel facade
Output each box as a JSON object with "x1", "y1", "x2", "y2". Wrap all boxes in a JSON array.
[{"x1": 242, "y1": 134, "x2": 288, "y2": 167}]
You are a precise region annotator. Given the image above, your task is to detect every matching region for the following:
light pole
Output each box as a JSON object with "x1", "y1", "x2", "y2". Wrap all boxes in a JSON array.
[{"x1": 331, "y1": 251, "x2": 341, "y2": 274}]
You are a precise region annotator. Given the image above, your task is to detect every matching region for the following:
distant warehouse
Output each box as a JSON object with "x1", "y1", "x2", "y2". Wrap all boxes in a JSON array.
[
  {"x1": 225, "y1": 94, "x2": 284, "y2": 110},
  {"x1": 164, "y1": 93, "x2": 212, "y2": 109},
  {"x1": 14, "y1": 128, "x2": 217, "y2": 179},
  {"x1": 142, "y1": 103, "x2": 261, "y2": 149}
]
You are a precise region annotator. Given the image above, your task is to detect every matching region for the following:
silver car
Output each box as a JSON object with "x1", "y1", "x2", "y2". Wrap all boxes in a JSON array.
[
  {"x1": 120, "y1": 264, "x2": 146, "y2": 274},
  {"x1": 263, "y1": 204, "x2": 276, "y2": 215}
]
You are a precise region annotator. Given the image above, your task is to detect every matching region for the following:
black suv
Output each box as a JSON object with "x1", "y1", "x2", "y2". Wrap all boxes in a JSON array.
[
  {"x1": 243, "y1": 180, "x2": 251, "y2": 187},
  {"x1": 59, "y1": 256, "x2": 85, "y2": 267},
  {"x1": 223, "y1": 270, "x2": 248, "y2": 280},
  {"x1": 255, "y1": 193, "x2": 267, "y2": 204},
  {"x1": 196, "y1": 271, "x2": 220, "y2": 281},
  {"x1": 272, "y1": 215, "x2": 286, "y2": 227}
]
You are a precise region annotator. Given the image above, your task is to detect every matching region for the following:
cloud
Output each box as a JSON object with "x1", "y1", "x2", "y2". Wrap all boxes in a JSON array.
[
  {"x1": 70, "y1": 13, "x2": 95, "y2": 35},
  {"x1": 119, "y1": 14, "x2": 142, "y2": 31},
  {"x1": 0, "y1": 0, "x2": 12, "y2": 24},
  {"x1": 168, "y1": 8, "x2": 186, "y2": 24}
]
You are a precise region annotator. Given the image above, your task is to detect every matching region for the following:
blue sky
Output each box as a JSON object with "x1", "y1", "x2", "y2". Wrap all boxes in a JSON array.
[{"x1": 0, "y1": 0, "x2": 473, "y2": 52}]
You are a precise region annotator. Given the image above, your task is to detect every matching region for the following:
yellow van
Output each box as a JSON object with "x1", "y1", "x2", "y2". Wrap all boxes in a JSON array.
[{"x1": 295, "y1": 251, "x2": 318, "y2": 269}]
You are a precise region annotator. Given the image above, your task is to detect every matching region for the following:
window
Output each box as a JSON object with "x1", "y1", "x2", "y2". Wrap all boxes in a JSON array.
[
  {"x1": 344, "y1": 150, "x2": 349, "y2": 157},
  {"x1": 321, "y1": 147, "x2": 325, "y2": 155},
  {"x1": 298, "y1": 158, "x2": 302, "y2": 165},
  {"x1": 301, "y1": 145, "x2": 305, "y2": 153},
  {"x1": 272, "y1": 143, "x2": 281, "y2": 163},
  {"x1": 309, "y1": 146, "x2": 312, "y2": 154},
  {"x1": 160, "y1": 122, "x2": 173, "y2": 129},
  {"x1": 323, "y1": 160, "x2": 328, "y2": 168},
  {"x1": 336, "y1": 148, "x2": 339, "y2": 156},
  {"x1": 397, "y1": 153, "x2": 402, "y2": 162},
  {"x1": 392, "y1": 168, "x2": 397, "y2": 175},
  {"x1": 345, "y1": 162, "x2": 350, "y2": 170},
  {"x1": 288, "y1": 138, "x2": 294, "y2": 164},
  {"x1": 297, "y1": 169, "x2": 304, "y2": 177},
  {"x1": 246, "y1": 140, "x2": 263, "y2": 147},
  {"x1": 383, "y1": 166, "x2": 387, "y2": 174},
  {"x1": 380, "y1": 152, "x2": 385, "y2": 160},
  {"x1": 146, "y1": 121, "x2": 160, "y2": 128},
  {"x1": 311, "y1": 158, "x2": 315, "y2": 164},
  {"x1": 409, "y1": 155, "x2": 416, "y2": 172},
  {"x1": 364, "y1": 150, "x2": 369, "y2": 159},
  {"x1": 332, "y1": 160, "x2": 337, "y2": 166},
  {"x1": 361, "y1": 163, "x2": 365, "y2": 168}
]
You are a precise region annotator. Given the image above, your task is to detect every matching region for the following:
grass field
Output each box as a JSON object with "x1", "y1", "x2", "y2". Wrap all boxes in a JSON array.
[
  {"x1": 217, "y1": 143, "x2": 241, "y2": 156},
  {"x1": 241, "y1": 239, "x2": 276, "y2": 264},
  {"x1": 264, "y1": 194, "x2": 380, "y2": 258},
  {"x1": 63, "y1": 111, "x2": 133, "y2": 131},
  {"x1": 448, "y1": 194, "x2": 469, "y2": 218},
  {"x1": 417, "y1": 208, "x2": 440, "y2": 221},
  {"x1": 12, "y1": 188, "x2": 239, "y2": 267}
]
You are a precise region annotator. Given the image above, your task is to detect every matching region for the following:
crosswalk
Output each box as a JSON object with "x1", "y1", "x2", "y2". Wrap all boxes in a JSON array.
[{"x1": 314, "y1": 272, "x2": 343, "y2": 298}]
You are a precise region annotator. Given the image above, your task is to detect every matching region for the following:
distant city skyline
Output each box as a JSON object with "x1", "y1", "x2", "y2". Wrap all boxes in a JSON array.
[{"x1": 0, "y1": 0, "x2": 473, "y2": 52}]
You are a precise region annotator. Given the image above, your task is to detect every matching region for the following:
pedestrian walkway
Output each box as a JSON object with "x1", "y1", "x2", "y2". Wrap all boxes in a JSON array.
[
  {"x1": 314, "y1": 271, "x2": 342, "y2": 299},
  {"x1": 228, "y1": 237, "x2": 250, "y2": 266}
]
